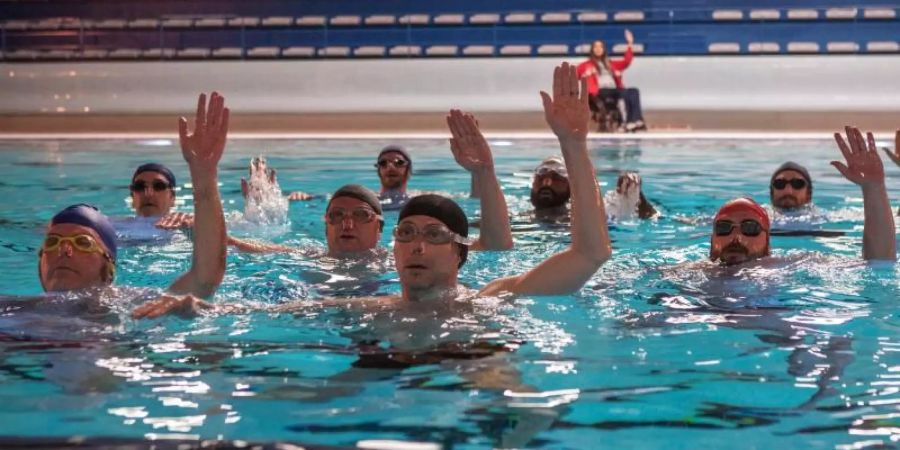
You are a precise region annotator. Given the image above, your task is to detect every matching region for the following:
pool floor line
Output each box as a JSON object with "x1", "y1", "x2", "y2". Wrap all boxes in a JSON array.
[{"x1": 0, "y1": 131, "x2": 894, "y2": 141}]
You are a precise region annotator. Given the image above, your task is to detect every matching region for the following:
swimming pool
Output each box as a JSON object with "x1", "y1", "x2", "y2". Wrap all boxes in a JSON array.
[{"x1": 0, "y1": 137, "x2": 897, "y2": 449}]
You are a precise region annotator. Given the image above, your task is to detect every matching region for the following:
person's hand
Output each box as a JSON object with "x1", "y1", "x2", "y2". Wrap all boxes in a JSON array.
[
  {"x1": 881, "y1": 129, "x2": 900, "y2": 167},
  {"x1": 624, "y1": 29, "x2": 634, "y2": 46},
  {"x1": 286, "y1": 191, "x2": 312, "y2": 201},
  {"x1": 132, "y1": 294, "x2": 212, "y2": 320},
  {"x1": 240, "y1": 157, "x2": 277, "y2": 201},
  {"x1": 832, "y1": 126, "x2": 886, "y2": 189},
  {"x1": 539, "y1": 62, "x2": 590, "y2": 143},
  {"x1": 178, "y1": 92, "x2": 229, "y2": 176},
  {"x1": 619, "y1": 173, "x2": 641, "y2": 197},
  {"x1": 447, "y1": 109, "x2": 494, "y2": 174},
  {"x1": 155, "y1": 212, "x2": 195, "y2": 230}
]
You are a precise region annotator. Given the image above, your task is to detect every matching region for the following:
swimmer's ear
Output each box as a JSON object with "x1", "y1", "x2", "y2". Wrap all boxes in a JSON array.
[{"x1": 104, "y1": 262, "x2": 116, "y2": 284}]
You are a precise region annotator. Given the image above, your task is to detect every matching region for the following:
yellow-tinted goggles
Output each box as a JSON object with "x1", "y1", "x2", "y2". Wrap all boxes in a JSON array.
[{"x1": 41, "y1": 234, "x2": 108, "y2": 257}]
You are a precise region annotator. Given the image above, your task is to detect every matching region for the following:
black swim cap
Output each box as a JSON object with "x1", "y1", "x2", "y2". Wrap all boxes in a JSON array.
[
  {"x1": 770, "y1": 161, "x2": 812, "y2": 200},
  {"x1": 378, "y1": 145, "x2": 412, "y2": 172},
  {"x1": 398, "y1": 194, "x2": 469, "y2": 268},
  {"x1": 50, "y1": 204, "x2": 117, "y2": 262},
  {"x1": 133, "y1": 163, "x2": 176, "y2": 188},
  {"x1": 328, "y1": 184, "x2": 383, "y2": 215}
]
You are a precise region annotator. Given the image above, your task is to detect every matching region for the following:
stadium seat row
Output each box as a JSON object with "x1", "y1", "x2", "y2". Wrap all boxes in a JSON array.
[
  {"x1": 7, "y1": 40, "x2": 900, "y2": 61},
  {"x1": 0, "y1": 6, "x2": 896, "y2": 32}
]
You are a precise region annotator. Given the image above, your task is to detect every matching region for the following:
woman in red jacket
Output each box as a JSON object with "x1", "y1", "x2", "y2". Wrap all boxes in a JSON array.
[{"x1": 576, "y1": 29, "x2": 646, "y2": 132}]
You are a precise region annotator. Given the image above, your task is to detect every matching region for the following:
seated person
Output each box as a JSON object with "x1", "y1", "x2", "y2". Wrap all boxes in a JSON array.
[
  {"x1": 604, "y1": 172, "x2": 657, "y2": 220},
  {"x1": 576, "y1": 29, "x2": 646, "y2": 132}
]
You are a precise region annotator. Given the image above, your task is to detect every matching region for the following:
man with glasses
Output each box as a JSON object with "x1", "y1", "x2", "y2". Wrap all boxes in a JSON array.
[
  {"x1": 133, "y1": 62, "x2": 612, "y2": 318},
  {"x1": 530, "y1": 156, "x2": 571, "y2": 212},
  {"x1": 226, "y1": 184, "x2": 386, "y2": 258},
  {"x1": 711, "y1": 126, "x2": 895, "y2": 267},
  {"x1": 770, "y1": 162, "x2": 813, "y2": 212},
  {"x1": 129, "y1": 163, "x2": 178, "y2": 217},
  {"x1": 22, "y1": 92, "x2": 230, "y2": 301},
  {"x1": 375, "y1": 145, "x2": 412, "y2": 210}
]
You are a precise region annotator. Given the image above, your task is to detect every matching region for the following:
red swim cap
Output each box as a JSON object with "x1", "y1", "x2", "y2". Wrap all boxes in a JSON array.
[{"x1": 714, "y1": 198, "x2": 770, "y2": 231}]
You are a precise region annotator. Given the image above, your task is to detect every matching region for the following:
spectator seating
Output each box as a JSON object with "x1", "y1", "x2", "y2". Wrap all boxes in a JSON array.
[{"x1": 0, "y1": 1, "x2": 897, "y2": 61}]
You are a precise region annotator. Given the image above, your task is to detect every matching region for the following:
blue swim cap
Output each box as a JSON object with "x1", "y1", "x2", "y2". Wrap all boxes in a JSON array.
[
  {"x1": 50, "y1": 204, "x2": 117, "y2": 262},
  {"x1": 133, "y1": 163, "x2": 176, "y2": 187}
]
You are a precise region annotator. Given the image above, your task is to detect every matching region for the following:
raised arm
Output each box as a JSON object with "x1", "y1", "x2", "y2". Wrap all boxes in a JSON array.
[
  {"x1": 832, "y1": 126, "x2": 896, "y2": 261},
  {"x1": 167, "y1": 92, "x2": 229, "y2": 297},
  {"x1": 480, "y1": 63, "x2": 611, "y2": 296},
  {"x1": 447, "y1": 109, "x2": 513, "y2": 251}
]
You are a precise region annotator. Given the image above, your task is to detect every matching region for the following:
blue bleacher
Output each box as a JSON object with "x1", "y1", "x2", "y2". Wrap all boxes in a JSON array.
[{"x1": 1, "y1": 1, "x2": 898, "y2": 60}]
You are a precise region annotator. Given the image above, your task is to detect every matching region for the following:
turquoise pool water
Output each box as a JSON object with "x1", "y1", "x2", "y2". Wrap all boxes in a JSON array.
[{"x1": 0, "y1": 138, "x2": 898, "y2": 449}]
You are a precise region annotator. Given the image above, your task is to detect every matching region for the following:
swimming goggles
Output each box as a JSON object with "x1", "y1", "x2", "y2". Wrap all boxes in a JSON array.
[
  {"x1": 326, "y1": 207, "x2": 382, "y2": 225},
  {"x1": 393, "y1": 222, "x2": 473, "y2": 246},
  {"x1": 41, "y1": 234, "x2": 109, "y2": 257},
  {"x1": 130, "y1": 180, "x2": 172, "y2": 192},
  {"x1": 375, "y1": 158, "x2": 408, "y2": 169},
  {"x1": 714, "y1": 219, "x2": 767, "y2": 237},
  {"x1": 771, "y1": 178, "x2": 807, "y2": 190}
]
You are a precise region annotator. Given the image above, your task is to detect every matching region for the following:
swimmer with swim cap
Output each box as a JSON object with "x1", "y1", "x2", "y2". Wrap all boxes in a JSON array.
[
  {"x1": 227, "y1": 111, "x2": 513, "y2": 255},
  {"x1": 39, "y1": 204, "x2": 118, "y2": 292},
  {"x1": 130, "y1": 163, "x2": 178, "y2": 217},
  {"x1": 709, "y1": 198, "x2": 771, "y2": 266},
  {"x1": 375, "y1": 144, "x2": 412, "y2": 210},
  {"x1": 707, "y1": 126, "x2": 896, "y2": 266},
  {"x1": 770, "y1": 162, "x2": 813, "y2": 211},
  {"x1": 530, "y1": 156, "x2": 571, "y2": 210},
  {"x1": 37, "y1": 93, "x2": 230, "y2": 306},
  {"x1": 134, "y1": 62, "x2": 612, "y2": 318}
]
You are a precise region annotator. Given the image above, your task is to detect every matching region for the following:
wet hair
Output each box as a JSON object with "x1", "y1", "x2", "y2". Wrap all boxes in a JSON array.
[
  {"x1": 50, "y1": 204, "x2": 117, "y2": 262},
  {"x1": 133, "y1": 163, "x2": 176, "y2": 188},
  {"x1": 327, "y1": 184, "x2": 384, "y2": 231},
  {"x1": 398, "y1": 194, "x2": 469, "y2": 268},
  {"x1": 769, "y1": 161, "x2": 813, "y2": 201},
  {"x1": 378, "y1": 145, "x2": 413, "y2": 173}
]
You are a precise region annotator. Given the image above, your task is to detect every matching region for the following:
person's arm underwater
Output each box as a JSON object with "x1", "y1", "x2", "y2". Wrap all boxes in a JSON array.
[
  {"x1": 447, "y1": 109, "x2": 513, "y2": 251},
  {"x1": 166, "y1": 93, "x2": 229, "y2": 298},
  {"x1": 832, "y1": 126, "x2": 896, "y2": 261},
  {"x1": 480, "y1": 63, "x2": 611, "y2": 296}
]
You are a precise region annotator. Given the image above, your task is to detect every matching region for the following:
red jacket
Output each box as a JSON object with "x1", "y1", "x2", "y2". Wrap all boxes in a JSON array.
[{"x1": 576, "y1": 46, "x2": 633, "y2": 94}]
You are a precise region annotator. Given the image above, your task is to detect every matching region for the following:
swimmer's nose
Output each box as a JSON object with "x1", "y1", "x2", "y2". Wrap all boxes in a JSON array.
[
  {"x1": 59, "y1": 241, "x2": 74, "y2": 257},
  {"x1": 341, "y1": 217, "x2": 355, "y2": 230},
  {"x1": 411, "y1": 239, "x2": 425, "y2": 254},
  {"x1": 541, "y1": 178, "x2": 553, "y2": 187}
]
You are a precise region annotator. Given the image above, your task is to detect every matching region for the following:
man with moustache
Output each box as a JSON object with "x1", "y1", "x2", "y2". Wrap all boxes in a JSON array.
[
  {"x1": 710, "y1": 127, "x2": 895, "y2": 267},
  {"x1": 770, "y1": 162, "x2": 814, "y2": 212},
  {"x1": 530, "y1": 156, "x2": 571, "y2": 212},
  {"x1": 375, "y1": 145, "x2": 413, "y2": 210}
]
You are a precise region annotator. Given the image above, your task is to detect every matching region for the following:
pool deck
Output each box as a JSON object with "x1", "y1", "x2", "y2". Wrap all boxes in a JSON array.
[{"x1": 0, "y1": 110, "x2": 898, "y2": 139}]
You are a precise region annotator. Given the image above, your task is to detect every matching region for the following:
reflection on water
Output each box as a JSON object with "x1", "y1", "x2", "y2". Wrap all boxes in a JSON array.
[{"x1": 0, "y1": 138, "x2": 896, "y2": 448}]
